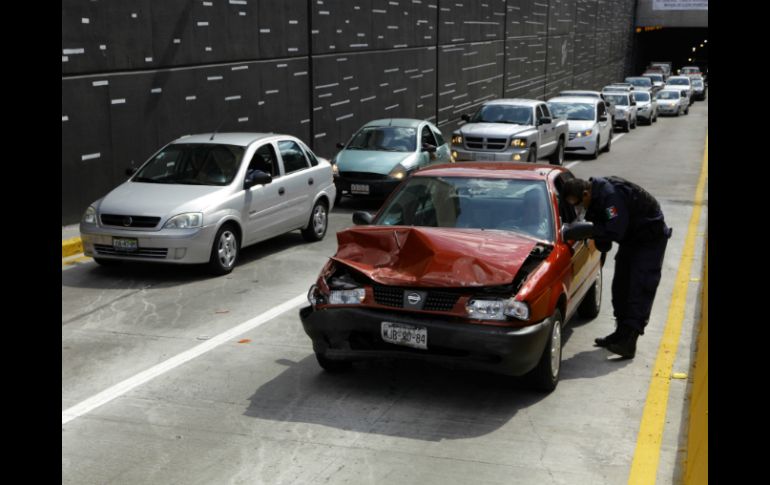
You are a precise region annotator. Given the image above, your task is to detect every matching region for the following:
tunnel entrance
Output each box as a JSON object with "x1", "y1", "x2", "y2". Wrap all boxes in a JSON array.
[{"x1": 633, "y1": 27, "x2": 709, "y2": 76}]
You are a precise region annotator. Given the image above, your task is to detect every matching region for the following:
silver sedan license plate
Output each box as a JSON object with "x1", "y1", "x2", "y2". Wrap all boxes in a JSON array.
[
  {"x1": 113, "y1": 237, "x2": 138, "y2": 252},
  {"x1": 381, "y1": 322, "x2": 427, "y2": 350},
  {"x1": 350, "y1": 183, "x2": 370, "y2": 194}
]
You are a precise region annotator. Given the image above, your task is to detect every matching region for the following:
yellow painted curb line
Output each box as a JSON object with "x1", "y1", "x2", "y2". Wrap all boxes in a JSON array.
[
  {"x1": 62, "y1": 236, "x2": 83, "y2": 258},
  {"x1": 627, "y1": 136, "x2": 708, "y2": 485}
]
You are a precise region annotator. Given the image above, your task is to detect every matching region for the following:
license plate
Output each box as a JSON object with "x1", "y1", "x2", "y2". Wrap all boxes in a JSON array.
[
  {"x1": 113, "y1": 237, "x2": 138, "y2": 252},
  {"x1": 350, "y1": 183, "x2": 370, "y2": 194},
  {"x1": 475, "y1": 153, "x2": 494, "y2": 161},
  {"x1": 381, "y1": 322, "x2": 427, "y2": 350}
]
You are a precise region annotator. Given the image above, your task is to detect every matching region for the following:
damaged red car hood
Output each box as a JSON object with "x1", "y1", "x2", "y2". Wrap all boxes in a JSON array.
[{"x1": 332, "y1": 226, "x2": 542, "y2": 287}]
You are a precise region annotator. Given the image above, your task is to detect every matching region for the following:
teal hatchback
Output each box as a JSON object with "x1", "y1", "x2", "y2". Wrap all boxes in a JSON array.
[{"x1": 332, "y1": 119, "x2": 452, "y2": 202}]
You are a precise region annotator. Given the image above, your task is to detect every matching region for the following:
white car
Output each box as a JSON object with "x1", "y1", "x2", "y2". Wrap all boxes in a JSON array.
[
  {"x1": 656, "y1": 89, "x2": 689, "y2": 116},
  {"x1": 80, "y1": 133, "x2": 336, "y2": 275},
  {"x1": 665, "y1": 76, "x2": 694, "y2": 105},
  {"x1": 547, "y1": 96, "x2": 613, "y2": 159},
  {"x1": 632, "y1": 90, "x2": 658, "y2": 125},
  {"x1": 602, "y1": 92, "x2": 638, "y2": 132}
]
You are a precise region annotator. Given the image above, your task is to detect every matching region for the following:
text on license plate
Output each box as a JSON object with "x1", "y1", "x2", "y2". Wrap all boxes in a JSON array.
[
  {"x1": 350, "y1": 183, "x2": 370, "y2": 194},
  {"x1": 113, "y1": 237, "x2": 138, "y2": 252},
  {"x1": 381, "y1": 322, "x2": 427, "y2": 350}
]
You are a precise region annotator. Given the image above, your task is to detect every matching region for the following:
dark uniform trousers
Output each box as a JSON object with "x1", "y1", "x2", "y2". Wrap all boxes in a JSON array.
[{"x1": 612, "y1": 235, "x2": 668, "y2": 334}]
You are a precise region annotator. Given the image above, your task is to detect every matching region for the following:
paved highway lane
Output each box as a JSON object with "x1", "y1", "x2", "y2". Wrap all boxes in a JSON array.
[{"x1": 62, "y1": 99, "x2": 707, "y2": 485}]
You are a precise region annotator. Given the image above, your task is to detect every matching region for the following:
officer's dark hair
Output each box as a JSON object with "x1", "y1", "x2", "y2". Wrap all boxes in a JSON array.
[{"x1": 562, "y1": 178, "x2": 591, "y2": 200}]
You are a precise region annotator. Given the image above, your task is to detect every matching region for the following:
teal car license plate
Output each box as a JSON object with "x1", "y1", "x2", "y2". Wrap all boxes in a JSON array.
[{"x1": 113, "y1": 237, "x2": 138, "y2": 252}]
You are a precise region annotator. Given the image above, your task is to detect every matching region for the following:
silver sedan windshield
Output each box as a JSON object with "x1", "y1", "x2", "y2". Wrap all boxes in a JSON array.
[
  {"x1": 133, "y1": 144, "x2": 245, "y2": 186},
  {"x1": 548, "y1": 103, "x2": 595, "y2": 121}
]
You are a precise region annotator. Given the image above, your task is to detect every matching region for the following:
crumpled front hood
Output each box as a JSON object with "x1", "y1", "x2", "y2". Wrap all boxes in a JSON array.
[
  {"x1": 98, "y1": 181, "x2": 229, "y2": 218},
  {"x1": 332, "y1": 226, "x2": 540, "y2": 287},
  {"x1": 459, "y1": 122, "x2": 534, "y2": 138}
]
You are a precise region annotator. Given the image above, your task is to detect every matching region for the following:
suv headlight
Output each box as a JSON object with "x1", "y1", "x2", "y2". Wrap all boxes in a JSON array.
[
  {"x1": 82, "y1": 206, "x2": 97, "y2": 224},
  {"x1": 511, "y1": 138, "x2": 527, "y2": 148},
  {"x1": 574, "y1": 130, "x2": 593, "y2": 138},
  {"x1": 389, "y1": 164, "x2": 408, "y2": 180},
  {"x1": 163, "y1": 213, "x2": 203, "y2": 229},
  {"x1": 328, "y1": 288, "x2": 365, "y2": 305},
  {"x1": 451, "y1": 135, "x2": 463, "y2": 145},
  {"x1": 466, "y1": 298, "x2": 530, "y2": 321}
]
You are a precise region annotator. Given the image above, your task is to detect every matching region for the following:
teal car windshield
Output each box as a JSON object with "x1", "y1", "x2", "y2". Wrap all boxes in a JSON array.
[
  {"x1": 347, "y1": 127, "x2": 416, "y2": 152},
  {"x1": 133, "y1": 144, "x2": 245, "y2": 186},
  {"x1": 376, "y1": 176, "x2": 554, "y2": 241},
  {"x1": 548, "y1": 103, "x2": 595, "y2": 121}
]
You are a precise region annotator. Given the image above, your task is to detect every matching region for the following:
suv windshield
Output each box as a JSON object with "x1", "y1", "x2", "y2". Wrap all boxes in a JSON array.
[
  {"x1": 634, "y1": 92, "x2": 651, "y2": 102},
  {"x1": 133, "y1": 143, "x2": 245, "y2": 186},
  {"x1": 657, "y1": 91, "x2": 680, "y2": 100},
  {"x1": 471, "y1": 105, "x2": 533, "y2": 125},
  {"x1": 376, "y1": 176, "x2": 554, "y2": 241},
  {"x1": 603, "y1": 94, "x2": 630, "y2": 106},
  {"x1": 547, "y1": 102, "x2": 595, "y2": 121},
  {"x1": 668, "y1": 78, "x2": 690, "y2": 85},
  {"x1": 347, "y1": 127, "x2": 416, "y2": 152},
  {"x1": 626, "y1": 78, "x2": 652, "y2": 87},
  {"x1": 644, "y1": 74, "x2": 663, "y2": 82}
]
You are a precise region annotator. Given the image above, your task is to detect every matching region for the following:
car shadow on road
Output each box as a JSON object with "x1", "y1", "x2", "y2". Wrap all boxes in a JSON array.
[
  {"x1": 243, "y1": 354, "x2": 550, "y2": 442},
  {"x1": 61, "y1": 231, "x2": 313, "y2": 290},
  {"x1": 332, "y1": 196, "x2": 386, "y2": 215}
]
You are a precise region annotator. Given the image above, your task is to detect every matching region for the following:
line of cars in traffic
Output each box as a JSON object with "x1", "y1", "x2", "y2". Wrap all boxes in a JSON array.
[{"x1": 75, "y1": 62, "x2": 705, "y2": 392}]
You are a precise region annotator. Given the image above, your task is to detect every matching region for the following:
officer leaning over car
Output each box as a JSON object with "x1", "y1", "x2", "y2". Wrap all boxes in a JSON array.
[{"x1": 562, "y1": 176, "x2": 673, "y2": 359}]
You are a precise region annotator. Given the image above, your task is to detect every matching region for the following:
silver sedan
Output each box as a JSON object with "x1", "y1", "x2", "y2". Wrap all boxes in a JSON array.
[
  {"x1": 80, "y1": 133, "x2": 336, "y2": 275},
  {"x1": 656, "y1": 89, "x2": 689, "y2": 116}
]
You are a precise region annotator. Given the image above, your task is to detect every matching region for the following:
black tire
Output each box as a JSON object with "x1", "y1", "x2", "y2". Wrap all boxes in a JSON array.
[
  {"x1": 589, "y1": 136, "x2": 600, "y2": 160},
  {"x1": 527, "y1": 145, "x2": 537, "y2": 163},
  {"x1": 548, "y1": 138, "x2": 564, "y2": 166},
  {"x1": 301, "y1": 199, "x2": 329, "y2": 242},
  {"x1": 603, "y1": 132, "x2": 612, "y2": 153},
  {"x1": 577, "y1": 269, "x2": 602, "y2": 319},
  {"x1": 316, "y1": 353, "x2": 353, "y2": 373},
  {"x1": 623, "y1": 121, "x2": 630, "y2": 133},
  {"x1": 630, "y1": 118, "x2": 637, "y2": 129},
  {"x1": 208, "y1": 223, "x2": 240, "y2": 276},
  {"x1": 527, "y1": 309, "x2": 563, "y2": 392},
  {"x1": 93, "y1": 258, "x2": 122, "y2": 267},
  {"x1": 334, "y1": 188, "x2": 343, "y2": 206},
  {"x1": 685, "y1": 106, "x2": 689, "y2": 115}
]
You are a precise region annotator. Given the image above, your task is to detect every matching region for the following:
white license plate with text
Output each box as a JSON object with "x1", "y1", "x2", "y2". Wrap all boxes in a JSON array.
[
  {"x1": 381, "y1": 322, "x2": 427, "y2": 350},
  {"x1": 350, "y1": 183, "x2": 370, "y2": 194}
]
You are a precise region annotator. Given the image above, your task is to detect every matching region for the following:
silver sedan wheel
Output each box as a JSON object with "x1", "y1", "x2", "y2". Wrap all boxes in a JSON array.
[
  {"x1": 217, "y1": 230, "x2": 238, "y2": 269},
  {"x1": 550, "y1": 318, "x2": 562, "y2": 379},
  {"x1": 312, "y1": 204, "x2": 327, "y2": 238}
]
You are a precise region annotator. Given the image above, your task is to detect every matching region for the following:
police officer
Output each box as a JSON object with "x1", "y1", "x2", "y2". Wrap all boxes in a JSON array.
[{"x1": 562, "y1": 176, "x2": 673, "y2": 358}]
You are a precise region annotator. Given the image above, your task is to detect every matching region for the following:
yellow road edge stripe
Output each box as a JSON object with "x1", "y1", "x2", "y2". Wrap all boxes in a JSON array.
[
  {"x1": 627, "y1": 136, "x2": 708, "y2": 485},
  {"x1": 62, "y1": 236, "x2": 83, "y2": 258},
  {"x1": 62, "y1": 255, "x2": 92, "y2": 267}
]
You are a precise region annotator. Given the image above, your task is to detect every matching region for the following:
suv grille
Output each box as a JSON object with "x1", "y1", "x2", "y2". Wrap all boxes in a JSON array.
[
  {"x1": 100, "y1": 214, "x2": 161, "y2": 228},
  {"x1": 464, "y1": 137, "x2": 508, "y2": 151}
]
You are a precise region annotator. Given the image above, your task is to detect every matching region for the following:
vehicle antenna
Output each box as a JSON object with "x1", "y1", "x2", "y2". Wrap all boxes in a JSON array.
[{"x1": 210, "y1": 117, "x2": 228, "y2": 141}]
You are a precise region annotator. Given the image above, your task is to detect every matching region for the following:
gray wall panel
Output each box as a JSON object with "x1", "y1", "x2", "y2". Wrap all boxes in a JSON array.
[
  {"x1": 575, "y1": 0, "x2": 597, "y2": 33},
  {"x1": 548, "y1": 0, "x2": 575, "y2": 37},
  {"x1": 506, "y1": 0, "x2": 548, "y2": 38},
  {"x1": 438, "y1": 0, "x2": 507, "y2": 44},
  {"x1": 572, "y1": 33, "x2": 596, "y2": 76},
  {"x1": 437, "y1": 41, "x2": 505, "y2": 133},
  {"x1": 505, "y1": 36, "x2": 547, "y2": 99},
  {"x1": 311, "y1": 48, "x2": 437, "y2": 156}
]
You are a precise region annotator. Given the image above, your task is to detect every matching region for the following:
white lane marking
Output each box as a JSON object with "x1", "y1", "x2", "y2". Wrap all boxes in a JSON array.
[
  {"x1": 62, "y1": 293, "x2": 307, "y2": 424},
  {"x1": 565, "y1": 133, "x2": 627, "y2": 169}
]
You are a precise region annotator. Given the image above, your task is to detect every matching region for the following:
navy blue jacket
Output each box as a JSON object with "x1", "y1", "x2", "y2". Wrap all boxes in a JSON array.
[{"x1": 586, "y1": 177, "x2": 671, "y2": 250}]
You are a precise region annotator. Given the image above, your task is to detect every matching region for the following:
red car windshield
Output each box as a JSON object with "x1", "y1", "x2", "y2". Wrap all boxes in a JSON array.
[{"x1": 376, "y1": 176, "x2": 554, "y2": 241}]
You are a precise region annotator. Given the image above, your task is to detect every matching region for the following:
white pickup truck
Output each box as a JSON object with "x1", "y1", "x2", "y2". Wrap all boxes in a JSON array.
[{"x1": 450, "y1": 99, "x2": 569, "y2": 165}]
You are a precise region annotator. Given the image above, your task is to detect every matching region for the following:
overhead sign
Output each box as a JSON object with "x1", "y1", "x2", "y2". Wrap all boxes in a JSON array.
[{"x1": 653, "y1": 0, "x2": 708, "y2": 10}]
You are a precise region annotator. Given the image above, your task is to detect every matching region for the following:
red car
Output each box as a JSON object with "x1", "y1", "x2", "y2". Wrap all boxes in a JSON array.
[{"x1": 300, "y1": 163, "x2": 602, "y2": 391}]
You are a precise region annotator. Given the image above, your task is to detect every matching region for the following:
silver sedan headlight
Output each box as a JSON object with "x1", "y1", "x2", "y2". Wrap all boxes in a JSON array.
[
  {"x1": 82, "y1": 206, "x2": 97, "y2": 224},
  {"x1": 389, "y1": 164, "x2": 408, "y2": 180},
  {"x1": 163, "y1": 213, "x2": 203, "y2": 229},
  {"x1": 466, "y1": 298, "x2": 530, "y2": 321}
]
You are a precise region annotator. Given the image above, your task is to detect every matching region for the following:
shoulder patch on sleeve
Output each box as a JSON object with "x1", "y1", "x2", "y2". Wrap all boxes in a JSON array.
[{"x1": 606, "y1": 206, "x2": 618, "y2": 219}]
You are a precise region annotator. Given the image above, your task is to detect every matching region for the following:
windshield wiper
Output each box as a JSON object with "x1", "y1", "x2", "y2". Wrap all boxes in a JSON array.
[{"x1": 132, "y1": 177, "x2": 161, "y2": 183}]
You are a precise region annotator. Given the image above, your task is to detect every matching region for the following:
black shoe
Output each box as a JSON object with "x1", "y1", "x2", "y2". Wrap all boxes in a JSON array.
[
  {"x1": 607, "y1": 326, "x2": 639, "y2": 359},
  {"x1": 594, "y1": 329, "x2": 621, "y2": 348}
]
